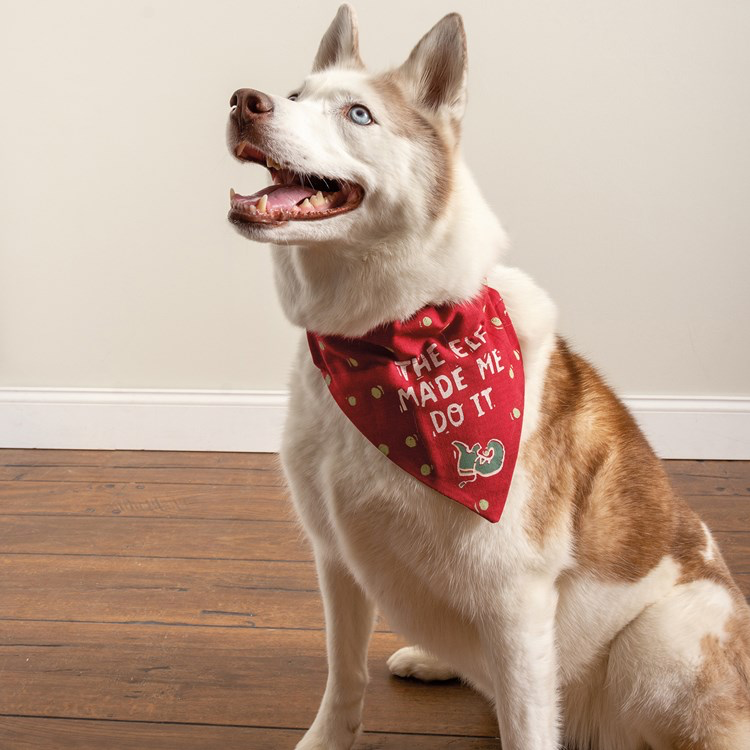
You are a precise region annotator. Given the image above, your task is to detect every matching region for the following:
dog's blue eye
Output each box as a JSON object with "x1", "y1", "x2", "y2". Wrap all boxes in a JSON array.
[{"x1": 348, "y1": 105, "x2": 373, "y2": 125}]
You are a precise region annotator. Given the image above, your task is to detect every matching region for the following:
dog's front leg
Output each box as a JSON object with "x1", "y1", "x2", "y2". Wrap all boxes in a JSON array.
[
  {"x1": 296, "y1": 552, "x2": 376, "y2": 750},
  {"x1": 480, "y1": 573, "x2": 560, "y2": 750}
]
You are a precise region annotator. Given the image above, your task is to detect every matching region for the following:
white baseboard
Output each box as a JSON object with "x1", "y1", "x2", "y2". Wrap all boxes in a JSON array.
[
  {"x1": 0, "y1": 388, "x2": 288, "y2": 453},
  {"x1": 0, "y1": 388, "x2": 748, "y2": 459},
  {"x1": 621, "y1": 396, "x2": 750, "y2": 460}
]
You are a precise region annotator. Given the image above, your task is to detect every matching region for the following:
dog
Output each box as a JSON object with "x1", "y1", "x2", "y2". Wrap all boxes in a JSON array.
[{"x1": 226, "y1": 6, "x2": 750, "y2": 748}]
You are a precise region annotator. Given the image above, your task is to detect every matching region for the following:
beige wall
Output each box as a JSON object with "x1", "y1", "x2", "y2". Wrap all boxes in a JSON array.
[{"x1": 2, "y1": 0, "x2": 748, "y2": 395}]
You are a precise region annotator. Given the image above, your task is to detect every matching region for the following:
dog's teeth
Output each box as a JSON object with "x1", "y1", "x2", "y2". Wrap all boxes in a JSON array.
[
  {"x1": 257, "y1": 194, "x2": 268, "y2": 213},
  {"x1": 299, "y1": 198, "x2": 313, "y2": 213},
  {"x1": 310, "y1": 191, "x2": 326, "y2": 208}
]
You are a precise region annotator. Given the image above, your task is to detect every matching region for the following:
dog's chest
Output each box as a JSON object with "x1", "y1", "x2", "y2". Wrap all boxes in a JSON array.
[{"x1": 282, "y1": 342, "x2": 536, "y2": 609}]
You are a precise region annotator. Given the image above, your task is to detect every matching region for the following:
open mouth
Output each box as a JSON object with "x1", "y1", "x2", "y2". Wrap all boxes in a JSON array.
[{"x1": 229, "y1": 141, "x2": 364, "y2": 225}]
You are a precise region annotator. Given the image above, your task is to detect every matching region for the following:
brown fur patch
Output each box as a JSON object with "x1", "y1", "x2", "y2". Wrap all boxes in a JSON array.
[
  {"x1": 663, "y1": 614, "x2": 750, "y2": 748},
  {"x1": 695, "y1": 620, "x2": 750, "y2": 730},
  {"x1": 524, "y1": 338, "x2": 673, "y2": 580},
  {"x1": 370, "y1": 72, "x2": 454, "y2": 220},
  {"x1": 524, "y1": 338, "x2": 747, "y2": 588},
  {"x1": 526, "y1": 337, "x2": 750, "y2": 745}
]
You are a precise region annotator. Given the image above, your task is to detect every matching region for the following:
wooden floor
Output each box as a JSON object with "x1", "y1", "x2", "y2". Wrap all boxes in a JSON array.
[{"x1": 0, "y1": 451, "x2": 748, "y2": 749}]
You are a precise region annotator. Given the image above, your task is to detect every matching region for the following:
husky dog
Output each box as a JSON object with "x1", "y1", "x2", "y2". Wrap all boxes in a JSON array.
[{"x1": 226, "y1": 6, "x2": 750, "y2": 749}]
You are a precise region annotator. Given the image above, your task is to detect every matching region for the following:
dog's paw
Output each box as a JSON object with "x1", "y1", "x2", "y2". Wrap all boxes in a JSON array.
[
  {"x1": 294, "y1": 721, "x2": 361, "y2": 750},
  {"x1": 294, "y1": 736, "x2": 342, "y2": 750},
  {"x1": 387, "y1": 646, "x2": 459, "y2": 682}
]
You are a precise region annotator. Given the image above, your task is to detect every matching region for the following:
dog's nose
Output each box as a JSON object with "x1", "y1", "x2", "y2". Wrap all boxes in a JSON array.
[{"x1": 230, "y1": 88, "x2": 274, "y2": 126}]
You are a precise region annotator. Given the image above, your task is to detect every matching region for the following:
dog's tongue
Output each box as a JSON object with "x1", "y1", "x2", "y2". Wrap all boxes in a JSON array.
[{"x1": 240, "y1": 184, "x2": 316, "y2": 210}]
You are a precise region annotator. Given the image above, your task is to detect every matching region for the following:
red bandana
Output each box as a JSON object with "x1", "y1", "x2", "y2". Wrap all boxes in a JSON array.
[{"x1": 307, "y1": 286, "x2": 524, "y2": 522}]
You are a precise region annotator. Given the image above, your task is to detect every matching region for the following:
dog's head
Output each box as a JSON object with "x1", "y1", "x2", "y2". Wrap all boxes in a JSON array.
[{"x1": 226, "y1": 4, "x2": 468, "y2": 247}]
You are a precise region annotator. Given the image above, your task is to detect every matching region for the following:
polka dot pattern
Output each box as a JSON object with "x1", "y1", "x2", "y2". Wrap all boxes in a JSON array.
[{"x1": 305, "y1": 285, "x2": 523, "y2": 525}]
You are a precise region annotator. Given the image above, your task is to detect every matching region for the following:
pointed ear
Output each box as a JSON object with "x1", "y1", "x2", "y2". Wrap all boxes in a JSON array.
[
  {"x1": 398, "y1": 13, "x2": 468, "y2": 121},
  {"x1": 312, "y1": 4, "x2": 364, "y2": 72}
]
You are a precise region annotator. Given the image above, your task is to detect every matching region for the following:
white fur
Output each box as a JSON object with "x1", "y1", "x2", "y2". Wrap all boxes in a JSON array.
[
  {"x1": 555, "y1": 556, "x2": 683, "y2": 686},
  {"x1": 700, "y1": 520, "x2": 717, "y2": 562},
  {"x1": 387, "y1": 645, "x2": 459, "y2": 682},
  {"x1": 229, "y1": 7, "x2": 749, "y2": 749}
]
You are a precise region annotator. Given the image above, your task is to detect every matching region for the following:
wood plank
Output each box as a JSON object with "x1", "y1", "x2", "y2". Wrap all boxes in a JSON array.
[
  {"x1": 664, "y1": 461, "x2": 750, "y2": 497},
  {"x1": 664, "y1": 460, "x2": 750, "y2": 481},
  {"x1": 1, "y1": 452, "x2": 747, "y2": 497},
  {"x1": 0, "y1": 464, "x2": 744, "y2": 528},
  {"x1": 0, "y1": 621, "x2": 498, "y2": 737},
  {"x1": 0, "y1": 516, "x2": 312, "y2": 561},
  {"x1": 1, "y1": 480, "x2": 746, "y2": 531},
  {"x1": 711, "y1": 533, "x2": 750, "y2": 573},
  {"x1": 685, "y1": 495, "x2": 750, "y2": 531},
  {"x1": 0, "y1": 717, "x2": 500, "y2": 750},
  {"x1": 0, "y1": 481, "x2": 292, "y2": 522},
  {"x1": 0, "y1": 553, "x2": 744, "y2": 633},
  {"x1": 0, "y1": 553, "x2": 318, "y2": 591},
  {"x1": 0, "y1": 452, "x2": 739, "y2": 481},
  {"x1": 2, "y1": 515, "x2": 750, "y2": 570},
  {"x1": 0, "y1": 555, "x2": 328, "y2": 630},
  {"x1": 0, "y1": 449, "x2": 276, "y2": 470},
  {"x1": 733, "y1": 573, "x2": 750, "y2": 595},
  {"x1": 0, "y1": 465, "x2": 284, "y2": 488}
]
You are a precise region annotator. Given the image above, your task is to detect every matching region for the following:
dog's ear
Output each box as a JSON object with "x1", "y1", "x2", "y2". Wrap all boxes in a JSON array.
[
  {"x1": 398, "y1": 13, "x2": 468, "y2": 122},
  {"x1": 312, "y1": 4, "x2": 364, "y2": 72}
]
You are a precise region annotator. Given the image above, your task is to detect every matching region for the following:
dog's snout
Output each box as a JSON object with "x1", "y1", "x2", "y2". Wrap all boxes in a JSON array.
[{"x1": 230, "y1": 88, "x2": 274, "y2": 126}]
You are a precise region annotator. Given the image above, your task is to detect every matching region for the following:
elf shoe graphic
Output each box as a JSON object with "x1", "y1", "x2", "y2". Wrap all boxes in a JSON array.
[{"x1": 452, "y1": 439, "x2": 505, "y2": 486}]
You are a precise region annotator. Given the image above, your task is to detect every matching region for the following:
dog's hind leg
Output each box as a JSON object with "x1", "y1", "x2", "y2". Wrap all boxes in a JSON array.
[
  {"x1": 605, "y1": 580, "x2": 750, "y2": 750},
  {"x1": 295, "y1": 553, "x2": 376, "y2": 750},
  {"x1": 387, "y1": 646, "x2": 460, "y2": 682}
]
